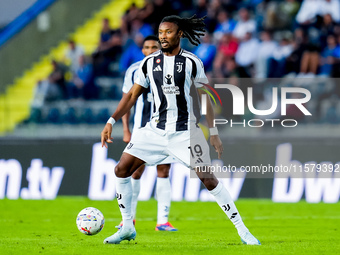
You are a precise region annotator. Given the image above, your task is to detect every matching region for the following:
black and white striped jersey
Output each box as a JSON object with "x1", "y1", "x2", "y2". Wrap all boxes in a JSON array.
[
  {"x1": 122, "y1": 60, "x2": 153, "y2": 129},
  {"x1": 135, "y1": 49, "x2": 208, "y2": 132}
]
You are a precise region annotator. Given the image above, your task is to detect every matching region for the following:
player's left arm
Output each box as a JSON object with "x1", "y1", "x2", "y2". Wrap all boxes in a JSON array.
[
  {"x1": 121, "y1": 93, "x2": 132, "y2": 144},
  {"x1": 198, "y1": 88, "x2": 223, "y2": 159},
  {"x1": 101, "y1": 83, "x2": 145, "y2": 148}
]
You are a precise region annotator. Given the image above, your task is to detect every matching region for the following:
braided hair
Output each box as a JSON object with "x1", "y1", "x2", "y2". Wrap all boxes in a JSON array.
[{"x1": 160, "y1": 15, "x2": 206, "y2": 46}]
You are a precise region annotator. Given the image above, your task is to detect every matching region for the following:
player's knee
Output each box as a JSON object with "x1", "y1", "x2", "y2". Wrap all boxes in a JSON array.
[
  {"x1": 201, "y1": 177, "x2": 218, "y2": 191},
  {"x1": 132, "y1": 171, "x2": 142, "y2": 179},
  {"x1": 157, "y1": 164, "x2": 170, "y2": 178},
  {"x1": 114, "y1": 163, "x2": 130, "y2": 178}
]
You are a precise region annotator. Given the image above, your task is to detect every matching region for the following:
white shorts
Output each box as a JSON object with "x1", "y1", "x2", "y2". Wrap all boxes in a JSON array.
[{"x1": 123, "y1": 120, "x2": 211, "y2": 168}]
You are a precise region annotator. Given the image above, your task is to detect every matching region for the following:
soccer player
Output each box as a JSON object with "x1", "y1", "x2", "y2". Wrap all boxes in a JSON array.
[
  {"x1": 101, "y1": 15, "x2": 261, "y2": 245},
  {"x1": 118, "y1": 35, "x2": 177, "y2": 231}
]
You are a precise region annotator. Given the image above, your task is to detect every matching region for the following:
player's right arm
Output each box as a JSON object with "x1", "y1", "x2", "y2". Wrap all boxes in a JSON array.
[
  {"x1": 197, "y1": 88, "x2": 223, "y2": 159},
  {"x1": 120, "y1": 62, "x2": 138, "y2": 144},
  {"x1": 192, "y1": 55, "x2": 223, "y2": 159},
  {"x1": 101, "y1": 84, "x2": 145, "y2": 148},
  {"x1": 121, "y1": 92, "x2": 131, "y2": 143}
]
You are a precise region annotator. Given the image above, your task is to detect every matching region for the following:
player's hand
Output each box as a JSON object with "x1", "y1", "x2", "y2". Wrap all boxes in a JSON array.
[
  {"x1": 123, "y1": 130, "x2": 131, "y2": 144},
  {"x1": 210, "y1": 135, "x2": 223, "y2": 159},
  {"x1": 101, "y1": 123, "x2": 113, "y2": 148}
]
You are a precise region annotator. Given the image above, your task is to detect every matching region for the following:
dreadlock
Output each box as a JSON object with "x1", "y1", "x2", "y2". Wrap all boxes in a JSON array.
[{"x1": 161, "y1": 15, "x2": 206, "y2": 46}]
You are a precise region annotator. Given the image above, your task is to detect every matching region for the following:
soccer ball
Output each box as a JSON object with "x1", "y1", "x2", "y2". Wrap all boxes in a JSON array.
[{"x1": 76, "y1": 207, "x2": 105, "y2": 235}]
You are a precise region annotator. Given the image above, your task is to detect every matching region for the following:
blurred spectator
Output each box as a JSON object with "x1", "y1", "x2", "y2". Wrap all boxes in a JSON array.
[
  {"x1": 285, "y1": 28, "x2": 310, "y2": 74},
  {"x1": 140, "y1": 0, "x2": 176, "y2": 33},
  {"x1": 321, "y1": 0, "x2": 340, "y2": 23},
  {"x1": 225, "y1": 57, "x2": 238, "y2": 78},
  {"x1": 265, "y1": 0, "x2": 300, "y2": 30},
  {"x1": 210, "y1": 0, "x2": 238, "y2": 13},
  {"x1": 320, "y1": 34, "x2": 338, "y2": 76},
  {"x1": 225, "y1": 57, "x2": 250, "y2": 79},
  {"x1": 204, "y1": 0, "x2": 220, "y2": 33},
  {"x1": 251, "y1": 0, "x2": 268, "y2": 31},
  {"x1": 299, "y1": 49, "x2": 320, "y2": 76},
  {"x1": 192, "y1": 33, "x2": 216, "y2": 72},
  {"x1": 92, "y1": 30, "x2": 123, "y2": 77},
  {"x1": 218, "y1": 33, "x2": 239, "y2": 58},
  {"x1": 64, "y1": 40, "x2": 84, "y2": 74},
  {"x1": 119, "y1": 33, "x2": 145, "y2": 73},
  {"x1": 235, "y1": 32, "x2": 259, "y2": 69},
  {"x1": 285, "y1": 28, "x2": 321, "y2": 76},
  {"x1": 268, "y1": 35, "x2": 294, "y2": 77},
  {"x1": 334, "y1": 24, "x2": 340, "y2": 36},
  {"x1": 330, "y1": 35, "x2": 340, "y2": 77},
  {"x1": 214, "y1": 56, "x2": 244, "y2": 79},
  {"x1": 194, "y1": 0, "x2": 209, "y2": 22},
  {"x1": 171, "y1": 0, "x2": 192, "y2": 14},
  {"x1": 68, "y1": 55, "x2": 94, "y2": 99},
  {"x1": 296, "y1": 0, "x2": 340, "y2": 25},
  {"x1": 273, "y1": 37, "x2": 294, "y2": 62},
  {"x1": 243, "y1": 0, "x2": 264, "y2": 10},
  {"x1": 100, "y1": 18, "x2": 114, "y2": 47},
  {"x1": 121, "y1": 3, "x2": 141, "y2": 37},
  {"x1": 31, "y1": 80, "x2": 50, "y2": 108},
  {"x1": 138, "y1": 0, "x2": 154, "y2": 27},
  {"x1": 254, "y1": 30, "x2": 277, "y2": 79},
  {"x1": 232, "y1": 8, "x2": 256, "y2": 40},
  {"x1": 31, "y1": 60, "x2": 68, "y2": 105},
  {"x1": 319, "y1": 14, "x2": 337, "y2": 49},
  {"x1": 213, "y1": 33, "x2": 238, "y2": 77},
  {"x1": 213, "y1": 9, "x2": 236, "y2": 42},
  {"x1": 48, "y1": 60, "x2": 67, "y2": 99},
  {"x1": 130, "y1": 18, "x2": 153, "y2": 38},
  {"x1": 295, "y1": 0, "x2": 321, "y2": 24}
]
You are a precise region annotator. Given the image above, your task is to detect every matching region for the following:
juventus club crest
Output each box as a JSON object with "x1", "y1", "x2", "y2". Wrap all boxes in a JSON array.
[
  {"x1": 176, "y1": 62, "x2": 183, "y2": 73},
  {"x1": 165, "y1": 74, "x2": 172, "y2": 84}
]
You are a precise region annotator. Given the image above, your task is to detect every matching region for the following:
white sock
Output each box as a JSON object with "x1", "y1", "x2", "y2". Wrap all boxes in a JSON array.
[
  {"x1": 115, "y1": 176, "x2": 134, "y2": 230},
  {"x1": 209, "y1": 181, "x2": 248, "y2": 234},
  {"x1": 131, "y1": 178, "x2": 140, "y2": 219},
  {"x1": 156, "y1": 177, "x2": 171, "y2": 224}
]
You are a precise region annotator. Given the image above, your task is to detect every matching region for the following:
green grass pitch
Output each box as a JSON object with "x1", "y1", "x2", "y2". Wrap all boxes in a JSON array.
[{"x1": 1, "y1": 197, "x2": 339, "y2": 254}]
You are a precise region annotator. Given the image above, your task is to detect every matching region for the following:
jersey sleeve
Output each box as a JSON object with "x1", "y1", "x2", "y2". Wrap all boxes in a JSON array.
[
  {"x1": 122, "y1": 65, "x2": 136, "y2": 93},
  {"x1": 193, "y1": 58, "x2": 209, "y2": 88},
  {"x1": 135, "y1": 57, "x2": 150, "y2": 89}
]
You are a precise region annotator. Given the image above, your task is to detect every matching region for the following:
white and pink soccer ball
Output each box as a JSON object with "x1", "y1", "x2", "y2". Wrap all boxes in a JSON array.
[{"x1": 76, "y1": 207, "x2": 105, "y2": 235}]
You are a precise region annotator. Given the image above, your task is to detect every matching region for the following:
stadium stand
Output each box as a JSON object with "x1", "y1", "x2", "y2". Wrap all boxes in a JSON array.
[
  {"x1": 1, "y1": 0, "x2": 340, "y2": 136},
  {"x1": 0, "y1": 0, "x2": 144, "y2": 134}
]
